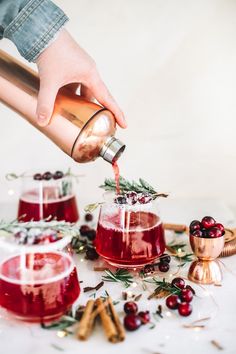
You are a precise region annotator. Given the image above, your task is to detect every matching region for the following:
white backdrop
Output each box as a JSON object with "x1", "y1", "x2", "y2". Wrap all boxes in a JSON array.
[{"x1": 0, "y1": 0, "x2": 236, "y2": 212}]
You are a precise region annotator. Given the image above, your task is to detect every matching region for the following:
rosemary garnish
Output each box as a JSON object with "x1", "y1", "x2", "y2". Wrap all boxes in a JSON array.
[
  {"x1": 41, "y1": 316, "x2": 77, "y2": 331},
  {"x1": 102, "y1": 269, "x2": 134, "y2": 288},
  {"x1": 167, "y1": 241, "x2": 194, "y2": 265},
  {"x1": 145, "y1": 278, "x2": 182, "y2": 299},
  {"x1": 100, "y1": 177, "x2": 168, "y2": 200}
]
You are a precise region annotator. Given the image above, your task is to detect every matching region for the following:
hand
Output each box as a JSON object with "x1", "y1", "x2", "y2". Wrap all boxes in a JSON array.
[{"x1": 36, "y1": 29, "x2": 126, "y2": 128}]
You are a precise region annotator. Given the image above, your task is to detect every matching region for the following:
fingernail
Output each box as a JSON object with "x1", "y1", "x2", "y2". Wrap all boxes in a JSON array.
[{"x1": 37, "y1": 114, "x2": 47, "y2": 126}]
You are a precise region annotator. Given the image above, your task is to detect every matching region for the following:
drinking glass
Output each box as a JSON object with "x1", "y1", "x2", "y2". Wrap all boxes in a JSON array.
[
  {"x1": 0, "y1": 227, "x2": 80, "y2": 322},
  {"x1": 17, "y1": 173, "x2": 79, "y2": 222},
  {"x1": 95, "y1": 196, "x2": 166, "y2": 268}
]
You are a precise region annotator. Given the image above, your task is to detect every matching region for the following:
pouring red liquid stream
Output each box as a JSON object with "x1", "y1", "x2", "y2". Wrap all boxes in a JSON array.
[{"x1": 112, "y1": 161, "x2": 120, "y2": 195}]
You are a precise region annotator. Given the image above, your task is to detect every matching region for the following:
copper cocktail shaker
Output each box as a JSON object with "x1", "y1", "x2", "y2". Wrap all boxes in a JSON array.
[{"x1": 0, "y1": 50, "x2": 125, "y2": 163}]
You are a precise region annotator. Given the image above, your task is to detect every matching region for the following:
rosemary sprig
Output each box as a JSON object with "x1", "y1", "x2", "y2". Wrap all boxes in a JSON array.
[
  {"x1": 41, "y1": 315, "x2": 77, "y2": 331},
  {"x1": 167, "y1": 241, "x2": 194, "y2": 264},
  {"x1": 0, "y1": 219, "x2": 79, "y2": 237},
  {"x1": 100, "y1": 177, "x2": 168, "y2": 199},
  {"x1": 102, "y1": 269, "x2": 134, "y2": 288},
  {"x1": 145, "y1": 278, "x2": 182, "y2": 299}
]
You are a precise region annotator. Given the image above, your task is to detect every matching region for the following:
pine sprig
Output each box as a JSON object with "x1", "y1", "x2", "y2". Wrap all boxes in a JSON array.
[
  {"x1": 100, "y1": 177, "x2": 168, "y2": 199},
  {"x1": 102, "y1": 269, "x2": 134, "y2": 288}
]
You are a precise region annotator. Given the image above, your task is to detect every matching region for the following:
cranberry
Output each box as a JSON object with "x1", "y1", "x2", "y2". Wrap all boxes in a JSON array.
[
  {"x1": 185, "y1": 285, "x2": 195, "y2": 295},
  {"x1": 126, "y1": 191, "x2": 138, "y2": 205},
  {"x1": 180, "y1": 289, "x2": 193, "y2": 303},
  {"x1": 160, "y1": 254, "x2": 171, "y2": 263},
  {"x1": 158, "y1": 262, "x2": 170, "y2": 272},
  {"x1": 124, "y1": 314, "x2": 142, "y2": 331},
  {"x1": 208, "y1": 227, "x2": 222, "y2": 238},
  {"x1": 178, "y1": 302, "x2": 192, "y2": 317},
  {"x1": 189, "y1": 220, "x2": 201, "y2": 232},
  {"x1": 42, "y1": 171, "x2": 53, "y2": 181},
  {"x1": 215, "y1": 223, "x2": 225, "y2": 234},
  {"x1": 85, "y1": 213, "x2": 93, "y2": 222},
  {"x1": 166, "y1": 295, "x2": 180, "y2": 310},
  {"x1": 114, "y1": 195, "x2": 127, "y2": 204},
  {"x1": 171, "y1": 277, "x2": 185, "y2": 289},
  {"x1": 201, "y1": 216, "x2": 216, "y2": 229},
  {"x1": 138, "y1": 311, "x2": 150, "y2": 324},
  {"x1": 53, "y1": 170, "x2": 64, "y2": 180},
  {"x1": 137, "y1": 193, "x2": 152, "y2": 204},
  {"x1": 86, "y1": 229, "x2": 96, "y2": 241},
  {"x1": 33, "y1": 173, "x2": 42, "y2": 181},
  {"x1": 143, "y1": 264, "x2": 155, "y2": 274},
  {"x1": 201, "y1": 228, "x2": 208, "y2": 238},
  {"x1": 80, "y1": 225, "x2": 91, "y2": 236},
  {"x1": 85, "y1": 247, "x2": 99, "y2": 260},
  {"x1": 192, "y1": 229, "x2": 202, "y2": 237},
  {"x1": 124, "y1": 301, "x2": 138, "y2": 314}
]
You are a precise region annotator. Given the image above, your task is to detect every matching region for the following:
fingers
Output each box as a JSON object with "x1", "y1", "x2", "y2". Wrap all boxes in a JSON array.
[
  {"x1": 87, "y1": 75, "x2": 127, "y2": 129},
  {"x1": 36, "y1": 81, "x2": 59, "y2": 126},
  {"x1": 80, "y1": 84, "x2": 95, "y2": 102}
]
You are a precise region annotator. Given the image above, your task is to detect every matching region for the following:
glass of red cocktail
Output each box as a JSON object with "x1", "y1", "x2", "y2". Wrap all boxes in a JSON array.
[
  {"x1": 17, "y1": 171, "x2": 79, "y2": 222},
  {"x1": 95, "y1": 193, "x2": 166, "y2": 268},
  {"x1": 0, "y1": 225, "x2": 80, "y2": 322}
]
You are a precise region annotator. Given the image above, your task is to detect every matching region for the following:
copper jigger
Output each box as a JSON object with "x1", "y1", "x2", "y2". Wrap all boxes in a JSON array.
[{"x1": 188, "y1": 234, "x2": 225, "y2": 284}]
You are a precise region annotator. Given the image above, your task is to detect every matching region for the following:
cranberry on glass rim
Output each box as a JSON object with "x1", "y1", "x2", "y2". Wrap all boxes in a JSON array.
[
  {"x1": 0, "y1": 229, "x2": 80, "y2": 322},
  {"x1": 95, "y1": 192, "x2": 166, "y2": 268},
  {"x1": 17, "y1": 171, "x2": 79, "y2": 222}
]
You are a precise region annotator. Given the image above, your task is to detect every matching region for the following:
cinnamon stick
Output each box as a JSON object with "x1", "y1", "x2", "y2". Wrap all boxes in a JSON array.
[
  {"x1": 77, "y1": 300, "x2": 96, "y2": 340},
  {"x1": 95, "y1": 297, "x2": 125, "y2": 343}
]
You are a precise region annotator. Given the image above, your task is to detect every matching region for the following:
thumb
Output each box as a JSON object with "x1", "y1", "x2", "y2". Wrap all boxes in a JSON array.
[{"x1": 36, "y1": 81, "x2": 58, "y2": 126}]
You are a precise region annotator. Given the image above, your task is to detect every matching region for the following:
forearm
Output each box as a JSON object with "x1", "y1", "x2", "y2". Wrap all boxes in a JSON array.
[{"x1": 0, "y1": 0, "x2": 68, "y2": 62}]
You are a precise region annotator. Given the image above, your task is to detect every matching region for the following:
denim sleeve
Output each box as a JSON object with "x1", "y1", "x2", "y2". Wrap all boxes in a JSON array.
[{"x1": 0, "y1": 0, "x2": 68, "y2": 62}]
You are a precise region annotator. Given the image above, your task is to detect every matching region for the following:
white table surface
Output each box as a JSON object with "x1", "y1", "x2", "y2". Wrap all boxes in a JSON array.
[{"x1": 1, "y1": 199, "x2": 236, "y2": 354}]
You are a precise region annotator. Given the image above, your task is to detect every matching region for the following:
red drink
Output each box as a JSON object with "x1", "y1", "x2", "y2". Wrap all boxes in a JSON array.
[
  {"x1": 112, "y1": 161, "x2": 120, "y2": 194},
  {"x1": 18, "y1": 187, "x2": 79, "y2": 222},
  {"x1": 0, "y1": 252, "x2": 80, "y2": 322},
  {"x1": 96, "y1": 211, "x2": 165, "y2": 267}
]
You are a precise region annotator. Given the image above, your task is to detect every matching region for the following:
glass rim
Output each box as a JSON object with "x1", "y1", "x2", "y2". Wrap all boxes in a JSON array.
[{"x1": 0, "y1": 232, "x2": 72, "y2": 253}]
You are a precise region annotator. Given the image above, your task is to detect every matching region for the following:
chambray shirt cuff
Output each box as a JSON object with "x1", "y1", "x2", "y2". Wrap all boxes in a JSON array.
[{"x1": 4, "y1": 0, "x2": 69, "y2": 62}]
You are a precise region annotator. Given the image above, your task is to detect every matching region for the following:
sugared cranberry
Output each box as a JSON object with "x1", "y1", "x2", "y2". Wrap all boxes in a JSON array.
[
  {"x1": 158, "y1": 262, "x2": 170, "y2": 272},
  {"x1": 178, "y1": 302, "x2": 192, "y2": 316},
  {"x1": 114, "y1": 195, "x2": 127, "y2": 204},
  {"x1": 138, "y1": 311, "x2": 150, "y2": 324},
  {"x1": 80, "y1": 225, "x2": 91, "y2": 236},
  {"x1": 180, "y1": 289, "x2": 193, "y2": 303},
  {"x1": 166, "y1": 295, "x2": 180, "y2": 310},
  {"x1": 53, "y1": 170, "x2": 64, "y2": 180},
  {"x1": 160, "y1": 254, "x2": 171, "y2": 263},
  {"x1": 189, "y1": 220, "x2": 201, "y2": 232},
  {"x1": 86, "y1": 229, "x2": 96, "y2": 241},
  {"x1": 143, "y1": 264, "x2": 155, "y2": 274},
  {"x1": 124, "y1": 301, "x2": 138, "y2": 314},
  {"x1": 208, "y1": 227, "x2": 222, "y2": 238},
  {"x1": 85, "y1": 247, "x2": 99, "y2": 260},
  {"x1": 215, "y1": 223, "x2": 225, "y2": 234},
  {"x1": 85, "y1": 213, "x2": 93, "y2": 222},
  {"x1": 42, "y1": 171, "x2": 53, "y2": 180},
  {"x1": 126, "y1": 191, "x2": 138, "y2": 205},
  {"x1": 33, "y1": 173, "x2": 42, "y2": 181},
  {"x1": 124, "y1": 314, "x2": 142, "y2": 331},
  {"x1": 137, "y1": 193, "x2": 152, "y2": 204},
  {"x1": 201, "y1": 216, "x2": 216, "y2": 229},
  {"x1": 171, "y1": 277, "x2": 185, "y2": 289}
]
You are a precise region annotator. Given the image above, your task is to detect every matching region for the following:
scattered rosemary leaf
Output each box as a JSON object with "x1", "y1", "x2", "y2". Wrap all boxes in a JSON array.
[
  {"x1": 102, "y1": 269, "x2": 133, "y2": 288},
  {"x1": 41, "y1": 316, "x2": 76, "y2": 331},
  {"x1": 51, "y1": 343, "x2": 64, "y2": 351},
  {"x1": 149, "y1": 322, "x2": 156, "y2": 329},
  {"x1": 211, "y1": 340, "x2": 224, "y2": 350}
]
